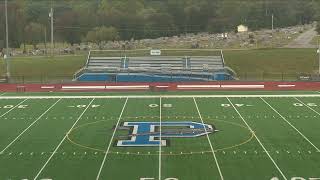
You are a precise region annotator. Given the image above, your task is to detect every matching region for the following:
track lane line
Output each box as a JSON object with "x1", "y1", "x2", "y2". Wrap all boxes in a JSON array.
[
  {"x1": 33, "y1": 98, "x2": 95, "y2": 180},
  {"x1": 193, "y1": 97, "x2": 224, "y2": 180},
  {"x1": 0, "y1": 99, "x2": 61, "y2": 154},
  {"x1": 95, "y1": 98, "x2": 128, "y2": 180},
  {"x1": 226, "y1": 97, "x2": 288, "y2": 180},
  {"x1": 0, "y1": 99, "x2": 28, "y2": 118},
  {"x1": 261, "y1": 97, "x2": 320, "y2": 152}
]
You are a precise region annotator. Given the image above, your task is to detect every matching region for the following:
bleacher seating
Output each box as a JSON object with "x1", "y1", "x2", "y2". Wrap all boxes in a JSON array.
[
  {"x1": 85, "y1": 56, "x2": 224, "y2": 71},
  {"x1": 86, "y1": 57, "x2": 123, "y2": 69},
  {"x1": 74, "y1": 50, "x2": 235, "y2": 82}
]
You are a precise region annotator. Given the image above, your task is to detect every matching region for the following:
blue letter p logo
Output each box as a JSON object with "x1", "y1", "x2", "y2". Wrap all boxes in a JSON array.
[{"x1": 116, "y1": 121, "x2": 216, "y2": 147}]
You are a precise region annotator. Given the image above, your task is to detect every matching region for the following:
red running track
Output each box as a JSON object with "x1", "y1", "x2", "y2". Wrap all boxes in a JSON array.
[{"x1": 0, "y1": 82, "x2": 319, "y2": 92}]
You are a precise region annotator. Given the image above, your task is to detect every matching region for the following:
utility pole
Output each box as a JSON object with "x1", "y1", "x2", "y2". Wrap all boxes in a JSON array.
[
  {"x1": 49, "y1": 1, "x2": 54, "y2": 56},
  {"x1": 5, "y1": 0, "x2": 10, "y2": 79},
  {"x1": 44, "y1": 27, "x2": 47, "y2": 55},
  {"x1": 318, "y1": 37, "x2": 320, "y2": 75},
  {"x1": 265, "y1": 0, "x2": 268, "y2": 16},
  {"x1": 271, "y1": 14, "x2": 274, "y2": 32}
]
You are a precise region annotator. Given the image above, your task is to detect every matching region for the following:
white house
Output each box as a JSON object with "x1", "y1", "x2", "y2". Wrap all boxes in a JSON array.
[{"x1": 237, "y1": 24, "x2": 248, "y2": 33}]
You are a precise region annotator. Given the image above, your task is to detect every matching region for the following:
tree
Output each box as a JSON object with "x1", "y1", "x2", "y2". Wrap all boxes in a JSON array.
[
  {"x1": 2, "y1": 0, "x2": 320, "y2": 46},
  {"x1": 55, "y1": 10, "x2": 82, "y2": 45},
  {"x1": 24, "y1": 22, "x2": 45, "y2": 49},
  {"x1": 85, "y1": 26, "x2": 119, "y2": 48}
]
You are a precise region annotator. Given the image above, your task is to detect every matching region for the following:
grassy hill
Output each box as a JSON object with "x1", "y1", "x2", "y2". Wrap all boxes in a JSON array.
[{"x1": 224, "y1": 48, "x2": 318, "y2": 80}]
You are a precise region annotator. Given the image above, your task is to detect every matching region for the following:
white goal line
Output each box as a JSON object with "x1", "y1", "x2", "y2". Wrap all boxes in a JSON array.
[{"x1": 0, "y1": 94, "x2": 320, "y2": 99}]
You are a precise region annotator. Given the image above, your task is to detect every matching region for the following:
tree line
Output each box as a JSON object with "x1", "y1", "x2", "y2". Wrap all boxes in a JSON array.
[{"x1": 0, "y1": 0, "x2": 319, "y2": 49}]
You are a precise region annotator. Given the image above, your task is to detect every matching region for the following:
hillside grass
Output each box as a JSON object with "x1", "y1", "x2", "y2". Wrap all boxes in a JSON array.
[
  {"x1": 0, "y1": 55, "x2": 86, "y2": 82},
  {"x1": 224, "y1": 48, "x2": 318, "y2": 80},
  {"x1": 0, "y1": 48, "x2": 318, "y2": 82}
]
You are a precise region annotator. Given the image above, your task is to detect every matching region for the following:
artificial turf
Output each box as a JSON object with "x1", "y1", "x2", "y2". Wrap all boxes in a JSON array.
[{"x1": 0, "y1": 92, "x2": 319, "y2": 180}]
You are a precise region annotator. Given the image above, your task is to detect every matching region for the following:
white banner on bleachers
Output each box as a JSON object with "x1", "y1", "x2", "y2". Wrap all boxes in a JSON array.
[{"x1": 150, "y1": 49, "x2": 161, "y2": 56}]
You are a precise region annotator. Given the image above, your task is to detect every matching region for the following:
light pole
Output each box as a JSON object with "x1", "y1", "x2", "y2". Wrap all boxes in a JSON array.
[
  {"x1": 318, "y1": 35, "x2": 320, "y2": 75},
  {"x1": 49, "y1": 1, "x2": 54, "y2": 57},
  {"x1": 271, "y1": 14, "x2": 274, "y2": 32},
  {"x1": 5, "y1": 0, "x2": 10, "y2": 79}
]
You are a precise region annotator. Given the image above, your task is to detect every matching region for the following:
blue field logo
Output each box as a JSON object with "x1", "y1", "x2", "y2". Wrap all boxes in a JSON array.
[{"x1": 116, "y1": 121, "x2": 217, "y2": 147}]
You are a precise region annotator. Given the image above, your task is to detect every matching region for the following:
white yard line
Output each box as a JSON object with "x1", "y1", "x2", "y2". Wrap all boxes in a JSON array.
[
  {"x1": 226, "y1": 97, "x2": 288, "y2": 180},
  {"x1": 0, "y1": 99, "x2": 28, "y2": 118},
  {"x1": 261, "y1": 97, "x2": 320, "y2": 152},
  {"x1": 1, "y1": 94, "x2": 320, "y2": 99},
  {"x1": 33, "y1": 98, "x2": 95, "y2": 180},
  {"x1": 96, "y1": 98, "x2": 128, "y2": 180},
  {"x1": 294, "y1": 97, "x2": 320, "y2": 117},
  {"x1": 193, "y1": 97, "x2": 224, "y2": 180},
  {"x1": 0, "y1": 99, "x2": 61, "y2": 154},
  {"x1": 159, "y1": 97, "x2": 162, "y2": 180}
]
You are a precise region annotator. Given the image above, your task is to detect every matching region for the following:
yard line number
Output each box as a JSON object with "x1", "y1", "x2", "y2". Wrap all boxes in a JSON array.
[
  {"x1": 149, "y1": 104, "x2": 172, "y2": 108},
  {"x1": 221, "y1": 104, "x2": 253, "y2": 107},
  {"x1": 293, "y1": 103, "x2": 318, "y2": 107},
  {"x1": 68, "y1": 105, "x2": 100, "y2": 108},
  {"x1": 272, "y1": 177, "x2": 320, "y2": 180},
  {"x1": 0, "y1": 105, "x2": 28, "y2": 109},
  {"x1": 140, "y1": 178, "x2": 178, "y2": 180}
]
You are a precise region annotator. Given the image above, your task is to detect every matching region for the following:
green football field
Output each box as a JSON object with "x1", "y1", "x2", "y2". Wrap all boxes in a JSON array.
[{"x1": 0, "y1": 92, "x2": 320, "y2": 180}]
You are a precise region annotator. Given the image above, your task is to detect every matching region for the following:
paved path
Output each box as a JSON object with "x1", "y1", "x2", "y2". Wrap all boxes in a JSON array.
[{"x1": 285, "y1": 28, "x2": 317, "y2": 48}]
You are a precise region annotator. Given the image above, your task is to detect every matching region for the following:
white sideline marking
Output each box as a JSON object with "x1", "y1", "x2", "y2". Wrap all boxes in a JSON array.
[
  {"x1": 261, "y1": 97, "x2": 320, "y2": 152},
  {"x1": 96, "y1": 98, "x2": 128, "y2": 180},
  {"x1": 193, "y1": 97, "x2": 224, "y2": 180},
  {"x1": 277, "y1": 85, "x2": 296, "y2": 87},
  {"x1": 177, "y1": 85, "x2": 265, "y2": 89},
  {"x1": 33, "y1": 99, "x2": 95, "y2": 180},
  {"x1": 62, "y1": 85, "x2": 149, "y2": 90},
  {"x1": 105, "y1": 85, "x2": 149, "y2": 90},
  {"x1": 159, "y1": 97, "x2": 162, "y2": 180},
  {"x1": 62, "y1": 86, "x2": 105, "y2": 89},
  {"x1": 1, "y1": 94, "x2": 320, "y2": 99},
  {"x1": 0, "y1": 99, "x2": 61, "y2": 154},
  {"x1": 226, "y1": 97, "x2": 288, "y2": 180},
  {"x1": 0, "y1": 99, "x2": 28, "y2": 118},
  {"x1": 177, "y1": 85, "x2": 220, "y2": 89},
  {"x1": 221, "y1": 85, "x2": 264, "y2": 88},
  {"x1": 41, "y1": 86, "x2": 55, "y2": 89}
]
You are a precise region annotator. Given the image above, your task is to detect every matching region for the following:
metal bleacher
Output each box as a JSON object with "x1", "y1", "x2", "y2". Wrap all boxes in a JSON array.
[
  {"x1": 87, "y1": 57, "x2": 123, "y2": 70},
  {"x1": 85, "y1": 56, "x2": 224, "y2": 71},
  {"x1": 74, "y1": 50, "x2": 235, "y2": 82}
]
